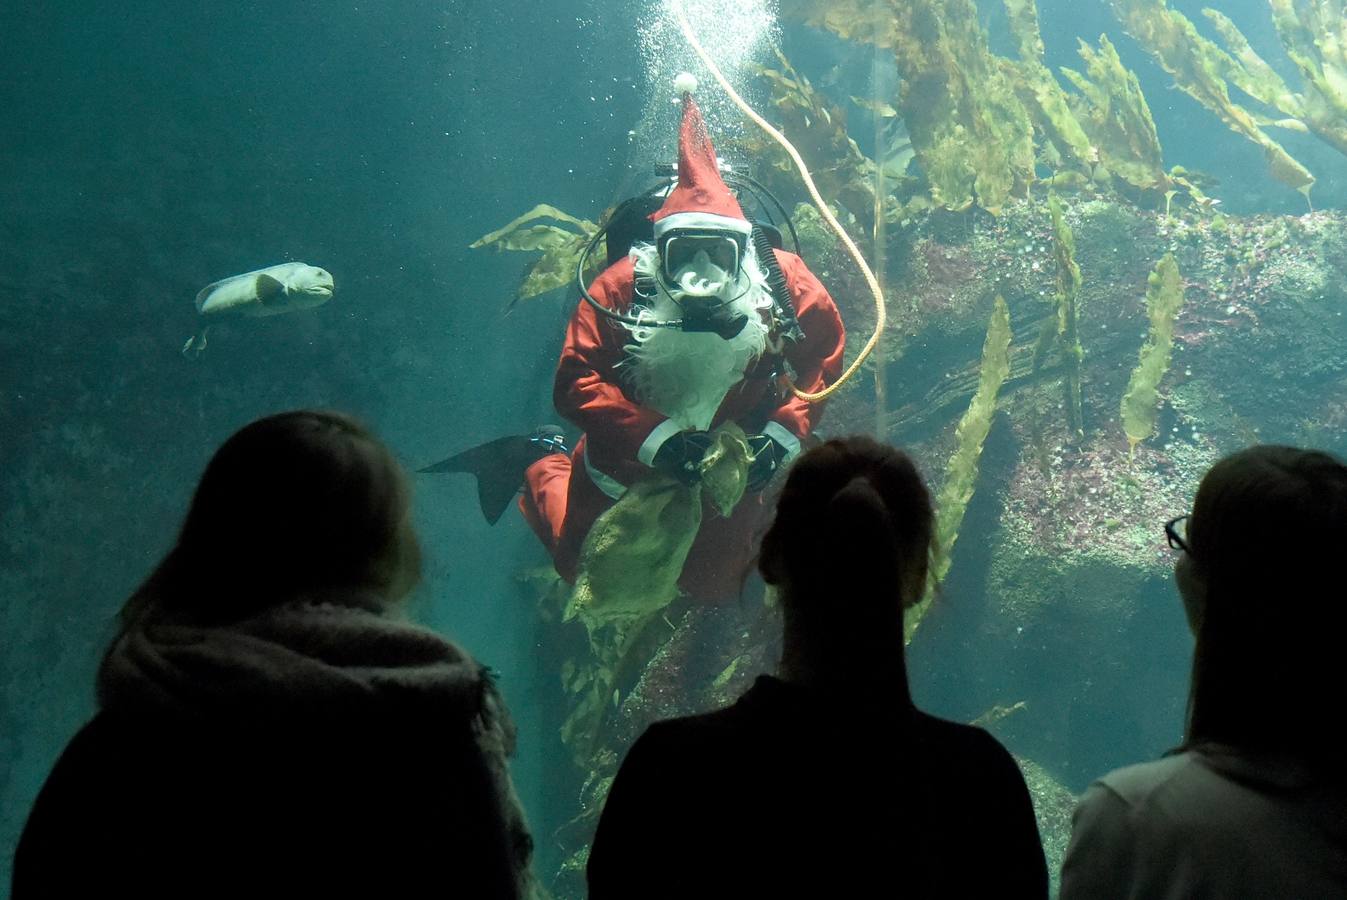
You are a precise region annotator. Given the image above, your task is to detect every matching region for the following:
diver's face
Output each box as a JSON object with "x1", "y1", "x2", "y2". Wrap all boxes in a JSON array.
[
  {"x1": 661, "y1": 232, "x2": 741, "y2": 298},
  {"x1": 669, "y1": 248, "x2": 732, "y2": 297}
]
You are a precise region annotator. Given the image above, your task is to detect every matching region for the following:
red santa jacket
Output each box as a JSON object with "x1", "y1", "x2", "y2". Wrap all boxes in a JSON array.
[{"x1": 555, "y1": 249, "x2": 846, "y2": 491}]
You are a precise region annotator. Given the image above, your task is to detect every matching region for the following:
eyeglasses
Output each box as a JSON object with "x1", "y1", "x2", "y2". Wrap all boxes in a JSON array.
[
  {"x1": 1165, "y1": 514, "x2": 1190, "y2": 553},
  {"x1": 660, "y1": 230, "x2": 744, "y2": 282}
]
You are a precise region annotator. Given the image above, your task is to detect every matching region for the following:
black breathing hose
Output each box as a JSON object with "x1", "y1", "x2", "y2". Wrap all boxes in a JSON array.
[{"x1": 751, "y1": 225, "x2": 805, "y2": 346}]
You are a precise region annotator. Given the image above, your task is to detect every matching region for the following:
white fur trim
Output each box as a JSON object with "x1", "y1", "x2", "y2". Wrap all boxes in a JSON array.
[
  {"x1": 637, "y1": 419, "x2": 683, "y2": 467},
  {"x1": 653, "y1": 211, "x2": 753, "y2": 240},
  {"x1": 763, "y1": 421, "x2": 802, "y2": 463}
]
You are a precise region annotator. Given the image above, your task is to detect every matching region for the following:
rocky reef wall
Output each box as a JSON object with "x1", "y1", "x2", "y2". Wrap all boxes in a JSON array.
[{"x1": 545, "y1": 196, "x2": 1347, "y2": 897}]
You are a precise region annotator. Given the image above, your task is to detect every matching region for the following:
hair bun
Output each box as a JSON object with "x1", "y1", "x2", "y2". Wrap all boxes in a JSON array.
[{"x1": 824, "y1": 476, "x2": 894, "y2": 552}]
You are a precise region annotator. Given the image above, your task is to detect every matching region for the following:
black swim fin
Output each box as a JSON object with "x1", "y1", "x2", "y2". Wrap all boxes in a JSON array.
[{"x1": 420, "y1": 426, "x2": 567, "y2": 525}]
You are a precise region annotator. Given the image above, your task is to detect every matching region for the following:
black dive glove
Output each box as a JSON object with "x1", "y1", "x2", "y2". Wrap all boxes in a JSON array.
[
  {"x1": 652, "y1": 430, "x2": 715, "y2": 487},
  {"x1": 746, "y1": 433, "x2": 791, "y2": 492}
]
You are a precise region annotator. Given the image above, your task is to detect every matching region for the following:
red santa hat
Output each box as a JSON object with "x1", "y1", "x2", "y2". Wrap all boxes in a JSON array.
[{"x1": 650, "y1": 74, "x2": 753, "y2": 241}]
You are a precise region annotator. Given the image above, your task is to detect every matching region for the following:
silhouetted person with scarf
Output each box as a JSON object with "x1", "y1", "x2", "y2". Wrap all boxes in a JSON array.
[{"x1": 13, "y1": 411, "x2": 538, "y2": 899}]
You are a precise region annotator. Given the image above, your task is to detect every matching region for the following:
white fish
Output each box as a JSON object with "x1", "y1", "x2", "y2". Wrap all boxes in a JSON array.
[{"x1": 182, "y1": 262, "x2": 334, "y2": 357}]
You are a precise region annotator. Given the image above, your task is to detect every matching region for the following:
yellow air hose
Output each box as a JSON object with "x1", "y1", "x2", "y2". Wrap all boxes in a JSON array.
[{"x1": 670, "y1": 0, "x2": 887, "y2": 402}]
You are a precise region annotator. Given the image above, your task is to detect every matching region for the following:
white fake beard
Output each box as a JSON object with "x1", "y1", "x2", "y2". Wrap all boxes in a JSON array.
[{"x1": 620, "y1": 243, "x2": 773, "y2": 431}]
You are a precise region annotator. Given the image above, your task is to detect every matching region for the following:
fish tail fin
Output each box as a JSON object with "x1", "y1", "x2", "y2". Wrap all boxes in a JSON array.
[{"x1": 418, "y1": 434, "x2": 551, "y2": 525}]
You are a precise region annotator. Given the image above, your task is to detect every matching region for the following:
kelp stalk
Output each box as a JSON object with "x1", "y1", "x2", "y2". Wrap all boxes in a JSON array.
[
  {"x1": 906, "y1": 296, "x2": 1013, "y2": 640},
  {"x1": 1049, "y1": 194, "x2": 1085, "y2": 440}
]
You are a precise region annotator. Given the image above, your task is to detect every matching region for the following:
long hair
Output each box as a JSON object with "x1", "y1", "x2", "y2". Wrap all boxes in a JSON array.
[
  {"x1": 759, "y1": 437, "x2": 934, "y2": 684},
  {"x1": 1184, "y1": 445, "x2": 1347, "y2": 758},
  {"x1": 115, "y1": 410, "x2": 421, "y2": 629}
]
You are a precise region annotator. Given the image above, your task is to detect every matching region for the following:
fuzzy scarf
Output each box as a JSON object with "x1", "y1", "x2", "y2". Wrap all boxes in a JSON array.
[{"x1": 99, "y1": 594, "x2": 501, "y2": 732}]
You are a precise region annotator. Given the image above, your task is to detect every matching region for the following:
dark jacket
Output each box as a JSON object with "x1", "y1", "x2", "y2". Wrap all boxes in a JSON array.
[
  {"x1": 587, "y1": 675, "x2": 1047, "y2": 899},
  {"x1": 12, "y1": 594, "x2": 536, "y2": 899}
]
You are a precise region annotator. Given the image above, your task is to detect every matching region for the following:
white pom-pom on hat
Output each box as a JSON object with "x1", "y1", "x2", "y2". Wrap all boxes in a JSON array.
[{"x1": 674, "y1": 72, "x2": 698, "y2": 94}]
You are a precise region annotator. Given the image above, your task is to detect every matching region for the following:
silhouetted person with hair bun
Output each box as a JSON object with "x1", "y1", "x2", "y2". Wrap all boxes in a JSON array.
[
  {"x1": 1061, "y1": 445, "x2": 1347, "y2": 898},
  {"x1": 587, "y1": 435, "x2": 1048, "y2": 898},
  {"x1": 13, "y1": 410, "x2": 538, "y2": 899}
]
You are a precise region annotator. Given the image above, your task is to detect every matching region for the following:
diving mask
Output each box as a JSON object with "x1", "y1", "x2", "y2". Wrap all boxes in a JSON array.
[
  {"x1": 659, "y1": 229, "x2": 745, "y2": 286},
  {"x1": 661, "y1": 246, "x2": 752, "y2": 339}
]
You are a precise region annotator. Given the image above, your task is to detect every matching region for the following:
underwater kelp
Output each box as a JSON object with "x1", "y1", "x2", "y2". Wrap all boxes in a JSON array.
[
  {"x1": 781, "y1": 0, "x2": 1037, "y2": 213},
  {"x1": 752, "y1": 51, "x2": 888, "y2": 236},
  {"x1": 1227, "y1": 1, "x2": 1347, "y2": 158},
  {"x1": 1001, "y1": 0, "x2": 1100, "y2": 180},
  {"x1": 781, "y1": 0, "x2": 1191, "y2": 214},
  {"x1": 906, "y1": 296, "x2": 1012, "y2": 639},
  {"x1": 1049, "y1": 194, "x2": 1085, "y2": 440},
  {"x1": 1121, "y1": 252, "x2": 1185, "y2": 454},
  {"x1": 1060, "y1": 36, "x2": 1170, "y2": 195},
  {"x1": 469, "y1": 204, "x2": 602, "y2": 305},
  {"x1": 894, "y1": 0, "x2": 1037, "y2": 213},
  {"x1": 1110, "y1": 0, "x2": 1317, "y2": 200},
  {"x1": 1269, "y1": 1, "x2": 1347, "y2": 135},
  {"x1": 1002, "y1": 0, "x2": 1192, "y2": 205}
]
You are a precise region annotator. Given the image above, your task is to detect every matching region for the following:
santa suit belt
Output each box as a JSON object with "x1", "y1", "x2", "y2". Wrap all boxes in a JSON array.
[
  {"x1": 582, "y1": 442, "x2": 629, "y2": 501},
  {"x1": 581, "y1": 417, "x2": 802, "y2": 502}
]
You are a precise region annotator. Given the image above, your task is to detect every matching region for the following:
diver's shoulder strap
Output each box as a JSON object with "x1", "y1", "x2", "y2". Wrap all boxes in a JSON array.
[{"x1": 752, "y1": 225, "x2": 805, "y2": 347}]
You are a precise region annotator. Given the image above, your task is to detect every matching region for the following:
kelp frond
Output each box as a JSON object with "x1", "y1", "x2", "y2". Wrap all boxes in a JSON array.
[
  {"x1": 1120, "y1": 253, "x2": 1185, "y2": 455},
  {"x1": 907, "y1": 296, "x2": 1013, "y2": 640},
  {"x1": 1001, "y1": 0, "x2": 1099, "y2": 179},
  {"x1": 1060, "y1": 35, "x2": 1170, "y2": 193},
  {"x1": 752, "y1": 50, "x2": 887, "y2": 235},
  {"x1": 469, "y1": 204, "x2": 601, "y2": 305},
  {"x1": 1266, "y1": 0, "x2": 1347, "y2": 157},
  {"x1": 782, "y1": 0, "x2": 1201, "y2": 213},
  {"x1": 1110, "y1": 0, "x2": 1316, "y2": 199},
  {"x1": 782, "y1": 0, "x2": 1036, "y2": 214}
]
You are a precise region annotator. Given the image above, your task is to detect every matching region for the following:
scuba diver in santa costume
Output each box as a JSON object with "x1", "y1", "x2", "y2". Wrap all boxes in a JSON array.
[{"x1": 426, "y1": 77, "x2": 845, "y2": 601}]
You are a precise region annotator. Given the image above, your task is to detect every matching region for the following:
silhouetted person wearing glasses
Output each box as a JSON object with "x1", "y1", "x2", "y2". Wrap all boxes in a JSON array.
[
  {"x1": 587, "y1": 436, "x2": 1047, "y2": 898},
  {"x1": 1061, "y1": 445, "x2": 1347, "y2": 898}
]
